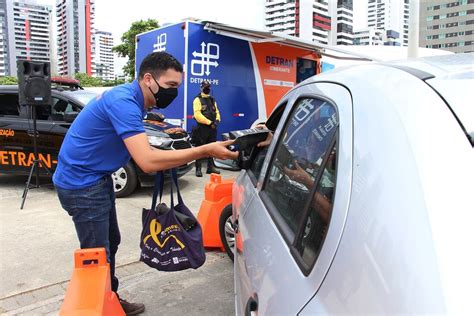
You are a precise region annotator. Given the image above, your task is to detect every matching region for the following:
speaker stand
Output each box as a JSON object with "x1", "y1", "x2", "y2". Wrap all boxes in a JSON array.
[{"x1": 20, "y1": 105, "x2": 53, "y2": 210}]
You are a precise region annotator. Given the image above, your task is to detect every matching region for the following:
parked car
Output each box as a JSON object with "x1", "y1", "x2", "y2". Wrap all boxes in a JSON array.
[
  {"x1": 0, "y1": 80, "x2": 193, "y2": 197},
  {"x1": 231, "y1": 53, "x2": 474, "y2": 314}
]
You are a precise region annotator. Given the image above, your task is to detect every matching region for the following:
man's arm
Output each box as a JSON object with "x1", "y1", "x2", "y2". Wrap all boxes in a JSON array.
[
  {"x1": 124, "y1": 133, "x2": 237, "y2": 173},
  {"x1": 215, "y1": 100, "x2": 221, "y2": 122}
]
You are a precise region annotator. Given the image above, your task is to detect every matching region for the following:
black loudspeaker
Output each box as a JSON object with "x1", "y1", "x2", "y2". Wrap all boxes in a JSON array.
[{"x1": 17, "y1": 60, "x2": 51, "y2": 106}]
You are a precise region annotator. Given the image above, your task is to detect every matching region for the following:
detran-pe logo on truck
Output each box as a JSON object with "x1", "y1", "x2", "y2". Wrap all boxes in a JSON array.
[
  {"x1": 153, "y1": 33, "x2": 167, "y2": 52},
  {"x1": 190, "y1": 42, "x2": 220, "y2": 86}
]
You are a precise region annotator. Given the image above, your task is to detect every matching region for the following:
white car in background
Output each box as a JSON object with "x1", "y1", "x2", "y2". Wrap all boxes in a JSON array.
[{"x1": 232, "y1": 53, "x2": 474, "y2": 315}]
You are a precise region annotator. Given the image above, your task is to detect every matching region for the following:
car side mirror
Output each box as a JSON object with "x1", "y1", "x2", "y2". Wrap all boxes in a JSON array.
[{"x1": 64, "y1": 111, "x2": 79, "y2": 123}]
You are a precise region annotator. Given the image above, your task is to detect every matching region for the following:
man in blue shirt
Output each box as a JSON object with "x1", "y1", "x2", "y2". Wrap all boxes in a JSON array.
[{"x1": 53, "y1": 52, "x2": 237, "y2": 315}]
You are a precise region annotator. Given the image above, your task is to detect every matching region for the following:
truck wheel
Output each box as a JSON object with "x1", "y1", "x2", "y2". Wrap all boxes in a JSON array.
[
  {"x1": 219, "y1": 204, "x2": 234, "y2": 261},
  {"x1": 112, "y1": 162, "x2": 138, "y2": 198}
]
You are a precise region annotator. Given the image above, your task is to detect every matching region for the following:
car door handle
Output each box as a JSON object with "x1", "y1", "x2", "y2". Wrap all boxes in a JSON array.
[{"x1": 245, "y1": 297, "x2": 258, "y2": 316}]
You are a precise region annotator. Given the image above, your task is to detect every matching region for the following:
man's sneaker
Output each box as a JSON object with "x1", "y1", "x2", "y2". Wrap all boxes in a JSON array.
[{"x1": 119, "y1": 298, "x2": 145, "y2": 315}]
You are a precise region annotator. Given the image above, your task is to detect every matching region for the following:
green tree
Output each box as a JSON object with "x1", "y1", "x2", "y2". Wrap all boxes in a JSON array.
[
  {"x1": 0, "y1": 76, "x2": 18, "y2": 85},
  {"x1": 74, "y1": 73, "x2": 103, "y2": 87},
  {"x1": 113, "y1": 19, "x2": 160, "y2": 79},
  {"x1": 102, "y1": 78, "x2": 126, "y2": 87}
]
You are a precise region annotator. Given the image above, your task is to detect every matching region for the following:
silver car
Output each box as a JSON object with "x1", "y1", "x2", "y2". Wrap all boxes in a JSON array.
[{"x1": 233, "y1": 53, "x2": 474, "y2": 315}]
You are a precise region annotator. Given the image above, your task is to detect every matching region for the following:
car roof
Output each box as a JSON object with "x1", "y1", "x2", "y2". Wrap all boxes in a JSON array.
[
  {"x1": 0, "y1": 85, "x2": 19, "y2": 92},
  {"x1": 0, "y1": 84, "x2": 99, "y2": 106},
  {"x1": 297, "y1": 53, "x2": 473, "y2": 145},
  {"x1": 388, "y1": 53, "x2": 474, "y2": 144},
  {"x1": 60, "y1": 89, "x2": 99, "y2": 105}
]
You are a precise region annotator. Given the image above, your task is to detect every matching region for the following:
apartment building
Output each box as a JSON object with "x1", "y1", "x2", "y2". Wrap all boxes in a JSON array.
[
  {"x1": 56, "y1": 0, "x2": 95, "y2": 77},
  {"x1": 265, "y1": 0, "x2": 353, "y2": 45},
  {"x1": 329, "y1": 0, "x2": 354, "y2": 45},
  {"x1": 353, "y1": 27, "x2": 384, "y2": 46},
  {"x1": 0, "y1": 0, "x2": 8, "y2": 76},
  {"x1": 0, "y1": 0, "x2": 52, "y2": 76},
  {"x1": 367, "y1": 0, "x2": 410, "y2": 46},
  {"x1": 419, "y1": 0, "x2": 474, "y2": 53},
  {"x1": 93, "y1": 30, "x2": 114, "y2": 81}
]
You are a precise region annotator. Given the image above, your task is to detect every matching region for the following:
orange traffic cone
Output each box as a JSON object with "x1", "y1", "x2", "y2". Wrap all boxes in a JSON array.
[
  {"x1": 197, "y1": 174, "x2": 234, "y2": 250},
  {"x1": 60, "y1": 248, "x2": 125, "y2": 316}
]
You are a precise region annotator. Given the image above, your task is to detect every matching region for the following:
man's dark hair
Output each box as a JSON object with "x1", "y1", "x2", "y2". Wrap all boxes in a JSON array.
[{"x1": 138, "y1": 52, "x2": 183, "y2": 79}]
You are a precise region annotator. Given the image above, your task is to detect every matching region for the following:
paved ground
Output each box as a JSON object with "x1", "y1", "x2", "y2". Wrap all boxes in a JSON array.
[{"x1": 0, "y1": 169, "x2": 239, "y2": 315}]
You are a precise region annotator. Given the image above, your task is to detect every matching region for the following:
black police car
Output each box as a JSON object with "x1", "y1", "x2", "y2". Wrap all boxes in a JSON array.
[{"x1": 0, "y1": 79, "x2": 193, "y2": 197}]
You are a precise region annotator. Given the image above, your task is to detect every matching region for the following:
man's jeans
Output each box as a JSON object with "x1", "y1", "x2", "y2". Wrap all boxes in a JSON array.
[{"x1": 56, "y1": 177, "x2": 121, "y2": 292}]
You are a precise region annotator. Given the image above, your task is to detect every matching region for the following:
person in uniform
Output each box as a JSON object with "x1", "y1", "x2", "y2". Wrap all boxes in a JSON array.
[{"x1": 192, "y1": 80, "x2": 221, "y2": 177}]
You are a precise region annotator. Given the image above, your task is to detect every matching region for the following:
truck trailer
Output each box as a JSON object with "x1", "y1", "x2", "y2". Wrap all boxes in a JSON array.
[{"x1": 135, "y1": 20, "x2": 323, "y2": 136}]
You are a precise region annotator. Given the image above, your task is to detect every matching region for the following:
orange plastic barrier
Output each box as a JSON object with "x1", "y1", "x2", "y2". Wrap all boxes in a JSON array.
[
  {"x1": 60, "y1": 248, "x2": 125, "y2": 316},
  {"x1": 197, "y1": 174, "x2": 234, "y2": 250}
]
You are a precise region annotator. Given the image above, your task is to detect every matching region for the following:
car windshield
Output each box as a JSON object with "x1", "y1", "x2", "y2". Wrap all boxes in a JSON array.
[{"x1": 62, "y1": 90, "x2": 99, "y2": 106}]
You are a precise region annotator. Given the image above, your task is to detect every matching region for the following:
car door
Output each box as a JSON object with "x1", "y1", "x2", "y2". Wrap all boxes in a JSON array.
[
  {"x1": 33, "y1": 95, "x2": 80, "y2": 173},
  {"x1": 234, "y1": 82, "x2": 353, "y2": 315}
]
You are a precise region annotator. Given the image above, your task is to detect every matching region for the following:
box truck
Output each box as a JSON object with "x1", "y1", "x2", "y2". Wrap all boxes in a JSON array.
[{"x1": 135, "y1": 20, "x2": 323, "y2": 136}]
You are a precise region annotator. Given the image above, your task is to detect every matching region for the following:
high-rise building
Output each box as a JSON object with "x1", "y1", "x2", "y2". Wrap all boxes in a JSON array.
[
  {"x1": 353, "y1": 27, "x2": 384, "y2": 46},
  {"x1": 367, "y1": 0, "x2": 410, "y2": 46},
  {"x1": 0, "y1": 0, "x2": 52, "y2": 77},
  {"x1": 419, "y1": 0, "x2": 474, "y2": 53},
  {"x1": 265, "y1": 0, "x2": 300, "y2": 37},
  {"x1": 264, "y1": 0, "x2": 353, "y2": 46},
  {"x1": 0, "y1": 0, "x2": 8, "y2": 76},
  {"x1": 93, "y1": 30, "x2": 114, "y2": 81},
  {"x1": 329, "y1": 0, "x2": 354, "y2": 45},
  {"x1": 56, "y1": 0, "x2": 95, "y2": 77}
]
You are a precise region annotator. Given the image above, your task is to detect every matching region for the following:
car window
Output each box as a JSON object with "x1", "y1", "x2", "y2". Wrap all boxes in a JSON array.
[
  {"x1": 296, "y1": 143, "x2": 337, "y2": 267},
  {"x1": 261, "y1": 97, "x2": 338, "y2": 271},
  {"x1": 48, "y1": 97, "x2": 80, "y2": 121},
  {"x1": 248, "y1": 102, "x2": 287, "y2": 184},
  {"x1": 0, "y1": 93, "x2": 20, "y2": 116}
]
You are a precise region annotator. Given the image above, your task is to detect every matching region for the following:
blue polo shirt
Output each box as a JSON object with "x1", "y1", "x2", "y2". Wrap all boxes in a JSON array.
[{"x1": 53, "y1": 80, "x2": 147, "y2": 189}]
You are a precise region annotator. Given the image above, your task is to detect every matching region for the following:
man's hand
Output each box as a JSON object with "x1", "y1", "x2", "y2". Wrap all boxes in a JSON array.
[
  {"x1": 210, "y1": 120, "x2": 219, "y2": 129},
  {"x1": 283, "y1": 161, "x2": 312, "y2": 188},
  {"x1": 203, "y1": 140, "x2": 239, "y2": 160},
  {"x1": 255, "y1": 123, "x2": 273, "y2": 148}
]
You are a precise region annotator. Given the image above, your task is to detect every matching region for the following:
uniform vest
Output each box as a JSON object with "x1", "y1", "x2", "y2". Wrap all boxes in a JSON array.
[{"x1": 196, "y1": 95, "x2": 217, "y2": 122}]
